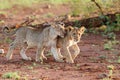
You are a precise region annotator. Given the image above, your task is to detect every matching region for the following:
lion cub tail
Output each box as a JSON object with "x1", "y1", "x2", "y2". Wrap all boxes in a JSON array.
[{"x1": 2, "y1": 25, "x2": 19, "y2": 36}]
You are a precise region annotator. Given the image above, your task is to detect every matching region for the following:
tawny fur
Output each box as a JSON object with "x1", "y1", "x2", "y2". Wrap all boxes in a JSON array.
[{"x1": 54, "y1": 26, "x2": 85, "y2": 63}]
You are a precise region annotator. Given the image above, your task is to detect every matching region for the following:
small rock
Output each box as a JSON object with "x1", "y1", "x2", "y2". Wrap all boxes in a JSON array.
[
  {"x1": 97, "y1": 73, "x2": 108, "y2": 79},
  {"x1": 0, "y1": 49, "x2": 4, "y2": 54}
]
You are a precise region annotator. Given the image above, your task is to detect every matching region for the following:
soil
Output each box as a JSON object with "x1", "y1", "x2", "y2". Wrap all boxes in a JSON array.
[{"x1": 0, "y1": 4, "x2": 120, "y2": 80}]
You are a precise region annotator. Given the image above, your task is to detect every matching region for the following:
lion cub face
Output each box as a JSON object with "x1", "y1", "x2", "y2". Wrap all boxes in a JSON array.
[
  {"x1": 67, "y1": 26, "x2": 85, "y2": 42},
  {"x1": 52, "y1": 24, "x2": 65, "y2": 38},
  {"x1": 73, "y1": 26, "x2": 85, "y2": 42}
]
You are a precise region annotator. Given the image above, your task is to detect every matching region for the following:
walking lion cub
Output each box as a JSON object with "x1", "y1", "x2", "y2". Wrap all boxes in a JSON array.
[
  {"x1": 3, "y1": 23, "x2": 65, "y2": 62},
  {"x1": 53, "y1": 26, "x2": 85, "y2": 63}
]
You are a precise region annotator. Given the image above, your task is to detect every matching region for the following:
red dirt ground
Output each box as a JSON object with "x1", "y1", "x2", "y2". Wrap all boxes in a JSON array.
[
  {"x1": 0, "y1": 4, "x2": 120, "y2": 80},
  {"x1": 0, "y1": 33, "x2": 120, "y2": 80}
]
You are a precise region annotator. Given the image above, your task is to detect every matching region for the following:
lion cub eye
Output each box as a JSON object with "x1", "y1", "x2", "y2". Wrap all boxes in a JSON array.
[{"x1": 73, "y1": 33, "x2": 76, "y2": 35}]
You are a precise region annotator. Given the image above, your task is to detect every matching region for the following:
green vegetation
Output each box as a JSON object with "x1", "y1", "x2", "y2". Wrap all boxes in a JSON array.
[
  {"x1": 88, "y1": 13, "x2": 120, "y2": 49},
  {"x1": 2, "y1": 72, "x2": 29, "y2": 80},
  {"x1": 70, "y1": 0, "x2": 119, "y2": 17},
  {"x1": 2, "y1": 72, "x2": 20, "y2": 80},
  {"x1": 104, "y1": 40, "x2": 119, "y2": 50},
  {"x1": 48, "y1": 0, "x2": 69, "y2": 4},
  {"x1": 43, "y1": 13, "x2": 55, "y2": 18},
  {"x1": 0, "y1": 0, "x2": 119, "y2": 12},
  {"x1": 0, "y1": 0, "x2": 38, "y2": 9},
  {"x1": 70, "y1": 0, "x2": 82, "y2": 16},
  {"x1": 107, "y1": 65, "x2": 114, "y2": 78},
  {"x1": 98, "y1": 55, "x2": 107, "y2": 60},
  {"x1": 4, "y1": 37, "x2": 12, "y2": 43},
  {"x1": 103, "y1": 14, "x2": 120, "y2": 33},
  {"x1": 102, "y1": 65, "x2": 114, "y2": 80},
  {"x1": 116, "y1": 56, "x2": 120, "y2": 63},
  {"x1": 104, "y1": 41, "x2": 113, "y2": 50},
  {"x1": 0, "y1": 0, "x2": 69, "y2": 10},
  {"x1": 117, "y1": 56, "x2": 120, "y2": 63}
]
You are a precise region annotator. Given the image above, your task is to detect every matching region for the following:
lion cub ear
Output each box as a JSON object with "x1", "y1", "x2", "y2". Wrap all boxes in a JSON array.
[
  {"x1": 79, "y1": 26, "x2": 86, "y2": 33},
  {"x1": 65, "y1": 26, "x2": 74, "y2": 32}
]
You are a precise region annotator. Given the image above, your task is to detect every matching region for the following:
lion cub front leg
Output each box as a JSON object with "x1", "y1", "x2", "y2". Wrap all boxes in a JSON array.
[
  {"x1": 51, "y1": 46, "x2": 64, "y2": 62},
  {"x1": 71, "y1": 44, "x2": 80, "y2": 60},
  {"x1": 62, "y1": 47, "x2": 74, "y2": 63}
]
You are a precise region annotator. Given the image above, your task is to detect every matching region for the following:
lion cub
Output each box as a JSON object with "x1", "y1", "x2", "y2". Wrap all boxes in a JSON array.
[
  {"x1": 55, "y1": 26, "x2": 85, "y2": 63},
  {"x1": 3, "y1": 23, "x2": 65, "y2": 62}
]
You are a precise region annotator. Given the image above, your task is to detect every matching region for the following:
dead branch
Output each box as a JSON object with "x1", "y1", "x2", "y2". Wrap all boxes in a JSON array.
[
  {"x1": 91, "y1": 0, "x2": 104, "y2": 15},
  {"x1": 20, "y1": 17, "x2": 34, "y2": 26}
]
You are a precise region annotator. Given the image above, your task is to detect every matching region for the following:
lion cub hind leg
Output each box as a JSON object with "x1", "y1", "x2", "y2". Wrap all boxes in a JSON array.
[
  {"x1": 6, "y1": 42, "x2": 17, "y2": 60},
  {"x1": 71, "y1": 44, "x2": 80, "y2": 60},
  {"x1": 20, "y1": 47, "x2": 31, "y2": 60},
  {"x1": 57, "y1": 48, "x2": 64, "y2": 59},
  {"x1": 51, "y1": 47, "x2": 64, "y2": 62}
]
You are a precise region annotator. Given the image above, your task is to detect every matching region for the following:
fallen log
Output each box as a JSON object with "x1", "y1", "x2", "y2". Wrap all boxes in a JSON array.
[{"x1": 64, "y1": 12, "x2": 120, "y2": 28}]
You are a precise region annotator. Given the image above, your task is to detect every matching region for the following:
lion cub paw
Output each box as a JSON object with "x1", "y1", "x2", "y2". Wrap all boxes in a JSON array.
[
  {"x1": 55, "y1": 58, "x2": 64, "y2": 62},
  {"x1": 6, "y1": 55, "x2": 12, "y2": 60},
  {"x1": 42, "y1": 56, "x2": 47, "y2": 60},
  {"x1": 66, "y1": 59, "x2": 74, "y2": 63},
  {"x1": 27, "y1": 57, "x2": 32, "y2": 60},
  {"x1": 23, "y1": 57, "x2": 32, "y2": 61},
  {"x1": 35, "y1": 57, "x2": 44, "y2": 63}
]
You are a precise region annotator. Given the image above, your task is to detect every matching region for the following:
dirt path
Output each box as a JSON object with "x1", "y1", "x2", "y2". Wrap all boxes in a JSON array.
[{"x1": 0, "y1": 33, "x2": 120, "y2": 80}]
